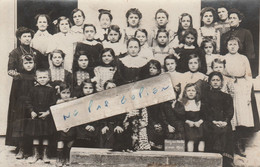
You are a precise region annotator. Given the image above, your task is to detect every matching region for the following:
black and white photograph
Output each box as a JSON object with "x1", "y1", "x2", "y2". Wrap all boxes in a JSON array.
[{"x1": 0, "y1": 0, "x2": 260, "y2": 166}]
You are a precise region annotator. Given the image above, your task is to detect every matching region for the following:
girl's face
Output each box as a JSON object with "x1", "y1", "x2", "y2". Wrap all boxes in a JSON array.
[
  {"x1": 52, "y1": 53, "x2": 64, "y2": 67},
  {"x1": 212, "y1": 63, "x2": 224, "y2": 73},
  {"x1": 23, "y1": 60, "x2": 35, "y2": 71},
  {"x1": 73, "y1": 11, "x2": 84, "y2": 26},
  {"x1": 105, "y1": 82, "x2": 116, "y2": 90},
  {"x1": 185, "y1": 33, "x2": 195, "y2": 46},
  {"x1": 60, "y1": 89, "x2": 71, "y2": 100},
  {"x1": 36, "y1": 71, "x2": 50, "y2": 86},
  {"x1": 108, "y1": 30, "x2": 120, "y2": 43},
  {"x1": 149, "y1": 64, "x2": 159, "y2": 76},
  {"x1": 100, "y1": 14, "x2": 111, "y2": 29},
  {"x1": 204, "y1": 42, "x2": 214, "y2": 55},
  {"x1": 157, "y1": 32, "x2": 168, "y2": 45},
  {"x1": 210, "y1": 75, "x2": 222, "y2": 89},
  {"x1": 84, "y1": 26, "x2": 96, "y2": 40},
  {"x1": 128, "y1": 13, "x2": 140, "y2": 27},
  {"x1": 181, "y1": 16, "x2": 191, "y2": 30},
  {"x1": 229, "y1": 13, "x2": 241, "y2": 27},
  {"x1": 78, "y1": 55, "x2": 89, "y2": 69},
  {"x1": 156, "y1": 12, "x2": 168, "y2": 27},
  {"x1": 135, "y1": 31, "x2": 147, "y2": 46},
  {"x1": 19, "y1": 33, "x2": 32, "y2": 45},
  {"x1": 83, "y1": 83, "x2": 94, "y2": 95},
  {"x1": 59, "y1": 20, "x2": 70, "y2": 33},
  {"x1": 202, "y1": 11, "x2": 214, "y2": 26},
  {"x1": 36, "y1": 16, "x2": 48, "y2": 31},
  {"x1": 227, "y1": 40, "x2": 239, "y2": 54},
  {"x1": 102, "y1": 51, "x2": 114, "y2": 65},
  {"x1": 127, "y1": 41, "x2": 140, "y2": 57},
  {"x1": 188, "y1": 58, "x2": 199, "y2": 72},
  {"x1": 186, "y1": 86, "x2": 196, "y2": 100},
  {"x1": 165, "y1": 59, "x2": 177, "y2": 72},
  {"x1": 217, "y1": 8, "x2": 228, "y2": 21}
]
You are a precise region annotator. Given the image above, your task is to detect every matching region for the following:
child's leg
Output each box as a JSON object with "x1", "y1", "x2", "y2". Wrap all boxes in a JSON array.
[
  {"x1": 64, "y1": 140, "x2": 74, "y2": 165},
  {"x1": 42, "y1": 139, "x2": 50, "y2": 163},
  {"x1": 198, "y1": 141, "x2": 205, "y2": 152},
  {"x1": 56, "y1": 141, "x2": 64, "y2": 167},
  {"x1": 28, "y1": 138, "x2": 40, "y2": 163},
  {"x1": 187, "y1": 141, "x2": 194, "y2": 152},
  {"x1": 16, "y1": 140, "x2": 24, "y2": 159}
]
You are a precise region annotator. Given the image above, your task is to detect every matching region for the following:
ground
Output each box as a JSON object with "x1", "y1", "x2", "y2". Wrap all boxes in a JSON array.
[{"x1": 0, "y1": 133, "x2": 260, "y2": 167}]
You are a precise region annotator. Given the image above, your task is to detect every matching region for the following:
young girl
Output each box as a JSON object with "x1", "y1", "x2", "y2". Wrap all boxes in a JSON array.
[
  {"x1": 95, "y1": 9, "x2": 113, "y2": 42},
  {"x1": 47, "y1": 16, "x2": 79, "y2": 72},
  {"x1": 31, "y1": 14, "x2": 52, "y2": 67},
  {"x1": 49, "y1": 49, "x2": 73, "y2": 89},
  {"x1": 171, "y1": 13, "x2": 193, "y2": 48},
  {"x1": 223, "y1": 36, "x2": 259, "y2": 157},
  {"x1": 175, "y1": 28, "x2": 207, "y2": 74},
  {"x1": 198, "y1": 7, "x2": 220, "y2": 53},
  {"x1": 92, "y1": 48, "x2": 117, "y2": 92},
  {"x1": 74, "y1": 24, "x2": 104, "y2": 68},
  {"x1": 25, "y1": 69, "x2": 57, "y2": 164},
  {"x1": 75, "y1": 79, "x2": 99, "y2": 147},
  {"x1": 204, "y1": 72, "x2": 234, "y2": 167},
  {"x1": 123, "y1": 8, "x2": 143, "y2": 43},
  {"x1": 134, "y1": 29, "x2": 154, "y2": 61},
  {"x1": 56, "y1": 83, "x2": 77, "y2": 167},
  {"x1": 150, "y1": 9, "x2": 174, "y2": 47},
  {"x1": 200, "y1": 38, "x2": 220, "y2": 75},
  {"x1": 102, "y1": 25, "x2": 126, "y2": 56},
  {"x1": 70, "y1": 8, "x2": 85, "y2": 35},
  {"x1": 152, "y1": 29, "x2": 174, "y2": 68},
  {"x1": 181, "y1": 83, "x2": 205, "y2": 152},
  {"x1": 72, "y1": 51, "x2": 94, "y2": 97},
  {"x1": 12, "y1": 54, "x2": 36, "y2": 159}
]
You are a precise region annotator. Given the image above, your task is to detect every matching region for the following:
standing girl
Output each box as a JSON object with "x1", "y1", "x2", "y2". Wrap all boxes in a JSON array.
[
  {"x1": 92, "y1": 48, "x2": 117, "y2": 92},
  {"x1": 123, "y1": 8, "x2": 143, "y2": 43},
  {"x1": 200, "y1": 38, "x2": 220, "y2": 75},
  {"x1": 75, "y1": 24, "x2": 104, "y2": 68},
  {"x1": 175, "y1": 28, "x2": 207, "y2": 74},
  {"x1": 198, "y1": 7, "x2": 220, "y2": 53},
  {"x1": 181, "y1": 83, "x2": 205, "y2": 152},
  {"x1": 102, "y1": 25, "x2": 126, "y2": 56},
  {"x1": 135, "y1": 29, "x2": 154, "y2": 61},
  {"x1": 95, "y1": 9, "x2": 113, "y2": 42}
]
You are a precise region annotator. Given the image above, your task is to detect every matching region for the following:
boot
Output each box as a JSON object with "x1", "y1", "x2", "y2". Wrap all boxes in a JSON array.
[
  {"x1": 235, "y1": 139, "x2": 246, "y2": 157},
  {"x1": 42, "y1": 146, "x2": 50, "y2": 163},
  {"x1": 16, "y1": 147, "x2": 24, "y2": 159},
  {"x1": 28, "y1": 146, "x2": 40, "y2": 164},
  {"x1": 56, "y1": 148, "x2": 63, "y2": 167},
  {"x1": 64, "y1": 146, "x2": 71, "y2": 166}
]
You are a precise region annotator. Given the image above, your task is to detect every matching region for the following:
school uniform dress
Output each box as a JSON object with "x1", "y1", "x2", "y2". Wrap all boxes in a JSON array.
[
  {"x1": 123, "y1": 27, "x2": 138, "y2": 43},
  {"x1": 214, "y1": 19, "x2": 230, "y2": 37},
  {"x1": 74, "y1": 40, "x2": 104, "y2": 67},
  {"x1": 152, "y1": 44, "x2": 174, "y2": 67},
  {"x1": 139, "y1": 43, "x2": 154, "y2": 61},
  {"x1": 204, "y1": 89, "x2": 234, "y2": 158},
  {"x1": 205, "y1": 54, "x2": 220, "y2": 75},
  {"x1": 220, "y1": 27, "x2": 255, "y2": 59},
  {"x1": 223, "y1": 53, "x2": 259, "y2": 130},
  {"x1": 149, "y1": 26, "x2": 175, "y2": 47},
  {"x1": 49, "y1": 66, "x2": 73, "y2": 88},
  {"x1": 25, "y1": 84, "x2": 57, "y2": 137},
  {"x1": 92, "y1": 66, "x2": 117, "y2": 92},
  {"x1": 102, "y1": 41, "x2": 127, "y2": 56},
  {"x1": 6, "y1": 45, "x2": 46, "y2": 146},
  {"x1": 95, "y1": 27, "x2": 109, "y2": 42},
  {"x1": 198, "y1": 27, "x2": 220, "y2": 53},
  {"x1": 175, "y1": 46, "x2": 207, "y2": 74}
]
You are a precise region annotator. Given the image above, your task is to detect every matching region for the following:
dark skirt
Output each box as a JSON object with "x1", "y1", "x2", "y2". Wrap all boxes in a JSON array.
[
  {"x1": 98, "y1": 122, "x2": 118, "y2": 148},
  {"x1": 184, "y1": 123, "x2": 204, "y2": 141},
  {"x1": 251, "y1": 86, "x2": 260, "y2": 131},
  {"x1": 147, "y1": 124, "x2": 165, "y2": 147},
  {"x1": 57, "y1": 127, "x2": 77, "y2": 141},
  {"x1": 165, "y1": 122, "x2": 185, "y2": 140}
]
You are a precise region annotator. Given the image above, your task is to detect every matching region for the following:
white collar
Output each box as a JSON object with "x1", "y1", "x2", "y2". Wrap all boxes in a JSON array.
[
  {"x1": 120, "y1": 55, "x2": 148, "y2": 68},
  {"x1": 82, "y1": 40, "x2": 100, "y2": 46}
]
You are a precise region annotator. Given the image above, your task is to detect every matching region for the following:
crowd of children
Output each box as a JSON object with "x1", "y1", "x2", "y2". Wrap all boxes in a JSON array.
[{"x1": 5, "y1": 5, "x2": 259, "y2": 167}]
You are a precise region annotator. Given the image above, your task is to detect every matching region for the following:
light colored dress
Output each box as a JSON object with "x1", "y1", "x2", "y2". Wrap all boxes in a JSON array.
[
  {"x1": 205, "y1": 54, "x2": 220, "y2": 75},
  {"x1": 198, "y1": 27, "x2": 220, "y2": 53},
  {"x1": 223, "y1": 53, "x2": 254, "y2": 128},
  {"x1": 102, "y1": 41, "x2": 126, "y2": 56},
  {"x1": 31, "y1": 30, "x2": 52, "y2": 55},
  {"x1": 152, "y1": 44, "x2": 174, "y2": 68},
  {"x1": 139, "y1": 43, "x2": 154, "y2": 61}
]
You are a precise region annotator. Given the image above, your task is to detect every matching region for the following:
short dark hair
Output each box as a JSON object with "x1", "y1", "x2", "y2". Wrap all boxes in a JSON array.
[
  {"x1": 83, "y1": 24, "x2": 97, "y2": 33},
  {"x1": 70, "y1": 8, "x2": 85, "y2": 25},
  {"x1": 229, "y1": 8, "x2": 244, "y2": 21},
  {"x1": 34, "y1": 14, "x2": 51, "y2": 27},
  {"x1": 134, "y1": 28, "x2": 148, "y2": 38},
  {"x1": 155, "y1": 8, "x2": 169, "y2": 19},
  {"x1": 156, "y1": 29, "x2": 169, "y2": 39},
  {"x1": 164, "y1": 54, "x2": 178, "y2": 72},
  {"x1": 208, "y1": 71, "x2": 224, "y2": 84},
  {"x1": 50, "y1": 49, "x2": 66, "y2": 60},
  {"x1": 126, "y1": 37, "x2": 141, "y2": 48},
  {"x1": 16, "y1": 27, "x2": 35, "y2": 39},
  {"x1": 200, "y1": 7, "x2": 217, "y2": 26}
]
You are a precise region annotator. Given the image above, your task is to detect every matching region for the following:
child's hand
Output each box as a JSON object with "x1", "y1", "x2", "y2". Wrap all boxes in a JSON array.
[
  {"x1": 185, "y1": 120, "x2": 194, "y2": 127},
  {"x1": 62, "y1": 128, "x2": 70, "y2": 133},
  {"x1": 85, "y1": 125, "x2": 95, "y2": 132},
  {"x1": 168, "y1": 125, "x2": 175, "y2": 133},
  {"x1": 39, "y1": 111, "x2": 50, "y2": 120},
  {"x1": 194, "y1": 120, "x2": 203, "y2": 127},
  {"x1": 31, "y1": 111, "x2": 37, "y2": 119},
  {"x1": 114, "y1": 126, "x2": 124, "y2": 133},
  {"x1": 218, "y1": 121, "x2": 227, "y2": 128},
  {"x1": 101, "y1": 126, "x2": 109, "y2": 134},
  {"x1": 171, "y1": 100, "x2": 177, "y2": 109}
]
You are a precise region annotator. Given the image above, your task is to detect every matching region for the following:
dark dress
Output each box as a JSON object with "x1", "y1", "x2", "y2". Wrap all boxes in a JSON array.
[
  {"x1": 74, "y1": 41, "x2": 103, "y2": 67},
  {"x1": 203, "y1": 89, "x2": 234, "y2": 158},
  {"x1": 175, "y1": 47, "x2": 207, "y2": 74},
  {"x1": 24, "y1": 85, "x2": 57, "y2": 137},
  {"x1": 161, "y1": 101, "x2": 185, "y2": 140},
  {"x1": 6, "y1": 45, "x2": 46, "y2": 146}
]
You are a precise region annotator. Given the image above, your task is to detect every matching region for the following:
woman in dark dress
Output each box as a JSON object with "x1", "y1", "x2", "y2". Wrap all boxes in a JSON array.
[
  {"x1": 6, "y1": 27, "x2": 46, "y2": 148},
  {"x1": 204, "y1": 72, "x2": 234, "y2": 167}
]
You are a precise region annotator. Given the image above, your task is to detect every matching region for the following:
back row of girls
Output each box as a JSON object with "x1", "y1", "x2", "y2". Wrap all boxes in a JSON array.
[{"x1": 6, "y1": 5, "x2": 259, "y2": 167}]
